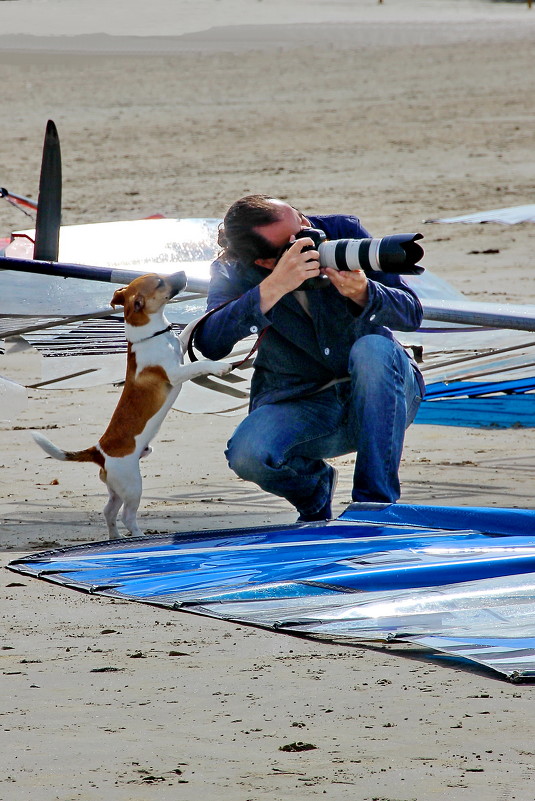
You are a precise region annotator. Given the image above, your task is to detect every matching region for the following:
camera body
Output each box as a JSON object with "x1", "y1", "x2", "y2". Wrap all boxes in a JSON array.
[
  {"x1": 291, "y1": 227, "x2": 425, "y2": 290},
  {"x1": 291, "y1": 228, "x2": 329, "y2": 290}
]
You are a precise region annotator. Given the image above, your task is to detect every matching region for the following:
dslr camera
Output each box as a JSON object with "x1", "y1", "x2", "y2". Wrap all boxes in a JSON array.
[{"x1": 292, "y1": 227, "x2": 425, "y2": 289}]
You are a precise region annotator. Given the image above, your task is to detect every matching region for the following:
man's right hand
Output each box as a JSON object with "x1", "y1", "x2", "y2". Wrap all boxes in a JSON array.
[{"x1": 259, "y1": 238, "x2": 320, "y2": 313}]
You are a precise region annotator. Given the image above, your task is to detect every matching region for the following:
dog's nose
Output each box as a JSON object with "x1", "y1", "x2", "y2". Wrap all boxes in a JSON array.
[{"x1": 168, "y1": 271, "x2": 187, "y2": 296}]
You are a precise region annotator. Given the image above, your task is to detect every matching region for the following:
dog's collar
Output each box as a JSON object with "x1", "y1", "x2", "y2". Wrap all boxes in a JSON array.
[{"x1": 132, "y1": 324, "x2": 173, "y2": 344}]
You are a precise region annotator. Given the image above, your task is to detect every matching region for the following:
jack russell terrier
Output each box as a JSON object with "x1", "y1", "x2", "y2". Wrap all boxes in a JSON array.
[{"x1": 32, "y1": 271, "x2": 232, "y2": 539}]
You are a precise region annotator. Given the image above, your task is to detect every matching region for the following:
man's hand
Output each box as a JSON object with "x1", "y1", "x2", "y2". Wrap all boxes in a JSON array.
[
  {"x1": 259, "y1": 238, "x2": 320, "y2": 313},
  {"x1": 323, "y1": 267, "x2": 369, "y2": 307}
]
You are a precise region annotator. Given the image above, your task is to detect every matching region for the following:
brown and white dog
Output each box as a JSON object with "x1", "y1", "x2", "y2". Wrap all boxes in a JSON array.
[{"x1": 32, "y1": 272, "x2": 232, "y2": 539}]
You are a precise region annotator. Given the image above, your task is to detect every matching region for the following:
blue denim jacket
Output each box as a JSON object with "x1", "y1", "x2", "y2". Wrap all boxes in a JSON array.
[{"x1": 195, "y1": 214, "x2": 424, "y2": 411}]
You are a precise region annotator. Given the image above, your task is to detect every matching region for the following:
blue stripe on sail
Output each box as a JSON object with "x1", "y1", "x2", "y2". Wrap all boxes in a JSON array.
[
  {"x1": 14, "y1": 527, "x2": 501, "y2": 595},
  {"x1": 415, "y1": 395, "x2": 535, "y2": 428},
  {"x1": 338, "y1": 503, "x2": 535, "y2": 537},
  {"x1": 10, "y1": 518, "x2": 535, "y2": 600},
  {"x1": 424, "y1": 378, "x2": 535, "y2": 398}
]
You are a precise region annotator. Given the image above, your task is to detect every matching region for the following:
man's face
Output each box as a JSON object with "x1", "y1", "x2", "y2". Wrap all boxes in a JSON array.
[{"x1": 253, "y1": 201, "x2": 311, "y2": 269}]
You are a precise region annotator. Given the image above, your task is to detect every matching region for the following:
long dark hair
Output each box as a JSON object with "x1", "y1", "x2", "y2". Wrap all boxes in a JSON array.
[{"x1": 217, "y1": 194, "x2": 283, "y2": 266}]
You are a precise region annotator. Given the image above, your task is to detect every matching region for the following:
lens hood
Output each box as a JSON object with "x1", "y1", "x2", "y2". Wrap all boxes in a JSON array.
[{"x1": 377, "y1": 233, "x2": 424, "y2": 273}]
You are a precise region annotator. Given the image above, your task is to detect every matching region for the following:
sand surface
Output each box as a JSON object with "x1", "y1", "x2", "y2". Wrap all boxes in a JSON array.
[{"x1": 1, "y1": 1, "x2": 535, "y2": 799}]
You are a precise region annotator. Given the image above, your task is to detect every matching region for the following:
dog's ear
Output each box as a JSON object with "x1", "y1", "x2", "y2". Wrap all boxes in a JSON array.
[
  {"x1": 110, "y1": 287, "x2": 127, "y2": 309},
  {"x1": 133, "y1": 295, "x2": 145, "y2": 313}
]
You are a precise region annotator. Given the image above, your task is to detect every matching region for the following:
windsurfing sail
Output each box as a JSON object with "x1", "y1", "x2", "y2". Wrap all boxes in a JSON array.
[
  {"x1": 425, "y1": 204, "x2": 535, "y2": 225},
  {"x1": 8, "y1": 502, "x2": 535, "y2": 681}
]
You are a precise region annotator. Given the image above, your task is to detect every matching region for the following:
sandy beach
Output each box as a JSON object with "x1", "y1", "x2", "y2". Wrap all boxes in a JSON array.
[{"x1": 2, "y1": 1, "x2": 535, "y2": 799}]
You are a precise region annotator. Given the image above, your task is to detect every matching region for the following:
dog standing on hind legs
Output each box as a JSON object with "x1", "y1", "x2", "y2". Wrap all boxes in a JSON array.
[{"x1": 32, "y1": 271, "x2": 232, "y2": 539}]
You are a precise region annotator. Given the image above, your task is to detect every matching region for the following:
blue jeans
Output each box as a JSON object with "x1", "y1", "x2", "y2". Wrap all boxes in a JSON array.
[{"x1": 225, "y1": 335, "x2": 423, "y2": 517}]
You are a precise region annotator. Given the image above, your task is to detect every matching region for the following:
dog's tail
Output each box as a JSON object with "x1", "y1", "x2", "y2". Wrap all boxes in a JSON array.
[{"x1": 32, "y1": 432, "x2": 103, "y2": 465}]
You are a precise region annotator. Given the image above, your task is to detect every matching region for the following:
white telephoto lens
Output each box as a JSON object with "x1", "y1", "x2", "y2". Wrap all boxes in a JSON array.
[{"x1": 317, "y1": 240, "x2": 338, "y2": 269}]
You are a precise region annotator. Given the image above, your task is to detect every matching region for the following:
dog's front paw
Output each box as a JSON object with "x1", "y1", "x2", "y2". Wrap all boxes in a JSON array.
[{"x1": 208, "y1": 361, "x2": 233, "y2": 377}]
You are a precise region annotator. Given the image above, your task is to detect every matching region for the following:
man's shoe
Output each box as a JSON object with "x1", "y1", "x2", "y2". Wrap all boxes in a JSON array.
[{"x1": 297, "y1": 466, "x2": 339, "y2": 523}]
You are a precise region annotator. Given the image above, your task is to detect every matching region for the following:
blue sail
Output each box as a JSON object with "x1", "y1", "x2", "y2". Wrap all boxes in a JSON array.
[{"x1": 9, "y1": 503, "x2": 535, "y2": 680}]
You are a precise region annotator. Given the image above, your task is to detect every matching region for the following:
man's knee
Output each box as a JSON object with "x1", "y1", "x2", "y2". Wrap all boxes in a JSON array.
[
  {"x1": 349, "y1": 335, "x2": 401, "y2": 386},
  {"x1": 226, "y1": 432, "x2": 268, "y2": 482},
  {"x1": 349, "y1": 334, "x2": 396, "y2": 368}
]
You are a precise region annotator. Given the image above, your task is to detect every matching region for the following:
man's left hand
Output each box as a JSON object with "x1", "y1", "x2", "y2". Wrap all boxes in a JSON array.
[{"x1": 323, "y1": 267, "x2": 369, "y2": 307}]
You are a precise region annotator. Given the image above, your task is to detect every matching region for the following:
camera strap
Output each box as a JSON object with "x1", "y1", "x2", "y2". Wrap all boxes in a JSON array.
[{"x1": 185, "y1": 297, "x2": 267, "y2": 369}]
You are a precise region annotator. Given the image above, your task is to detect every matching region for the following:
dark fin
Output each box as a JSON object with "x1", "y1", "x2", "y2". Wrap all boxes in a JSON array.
[{"x1": 33, "y1": 120, "x2": 62, "y2": 261}]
